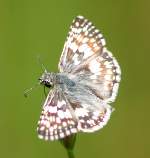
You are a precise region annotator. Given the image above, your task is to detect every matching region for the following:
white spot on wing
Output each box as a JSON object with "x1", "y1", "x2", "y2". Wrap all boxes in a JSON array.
[
  {"x1": 59, "y1": 132, "x2": 65, "y2": 138},
  {"x1": 58, "y1": 110, "x2": 65, "y2": 119},
  {"x1": 49, "y1": 106, "x2": 57, "y2": 113},
  {"x1": 38, "y1": 135, "x2": 44, "y2": 139},
  {"x1": 75, "y1": 108, "x2": 89, "y2": 117},
  {"x1": 75, "y1": 22, "x2": 79, "y2": 27},
  {"x1": 58, "y1": 100, "x2": 66, "y2": 108},
  {"x1": 100, "y1": 38, "x2": 106, "y2": 46},
  {"x1": 88, "y1": 59, "x2": 100, "y2": 73}
]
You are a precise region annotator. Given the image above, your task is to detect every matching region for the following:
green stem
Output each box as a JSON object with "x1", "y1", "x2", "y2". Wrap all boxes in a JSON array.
[
  {"x1": 60, "y1": 134, "x2": 77, "y2": 158},
  {"x1": 67, "y1": 149, "x2": 75, "y2": 158}
]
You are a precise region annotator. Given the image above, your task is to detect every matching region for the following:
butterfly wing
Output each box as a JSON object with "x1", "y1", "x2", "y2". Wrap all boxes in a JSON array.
[
  {"x1": 37, "y1": 16, "x2": 121, "y2": 140},
  {"x1": 58, "y1": 15, "x2": 106, "y2": 73},
  {"x1": 77, "y1": 104, "x2": 112, "y2": 132},
  {"x1": 70, "y1": 48, "x2": 121, "y2": 102},
  {"x1": 37, "y1": 88, "x2": 78, "y2": 141},
  {"x1": 58, "y1": 16, "x2": 121, "y2": 102},
  {"x1": 64, "y1": 83, "x2": 113, "y2": 132}
]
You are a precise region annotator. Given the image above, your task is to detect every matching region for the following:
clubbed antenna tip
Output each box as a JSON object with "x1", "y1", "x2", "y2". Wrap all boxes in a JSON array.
[{"x1": 24, "y1": 83, "x2": 40, "y2": 97}]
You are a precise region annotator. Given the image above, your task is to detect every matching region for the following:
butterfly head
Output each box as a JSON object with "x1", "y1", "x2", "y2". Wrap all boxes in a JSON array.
[{"x1": 39, "y1": 71, "x2": 56, "y2": 88}]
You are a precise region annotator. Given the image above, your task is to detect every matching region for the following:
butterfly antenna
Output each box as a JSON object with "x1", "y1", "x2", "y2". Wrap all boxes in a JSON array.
[
  {"x1": 24, "y1": 82, "x2": 40, "y2": 98},
  {"x1": 37, "y1": 55, "x2": 47, "y2": 72}
]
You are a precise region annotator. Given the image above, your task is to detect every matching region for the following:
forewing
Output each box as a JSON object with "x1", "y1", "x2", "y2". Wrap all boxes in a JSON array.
[
  {"x1": 58, "y1": 15, "x2": 106, "y2": 72},
  {"x1": 71, "y1": 48, "x2": 121, "y2": 102},
  {"x1": 58, "y1": 15, "x2": 121, "y2": 102},
  {"x1": 37, "y1": 89, "x2": 78, "y2": 141}
]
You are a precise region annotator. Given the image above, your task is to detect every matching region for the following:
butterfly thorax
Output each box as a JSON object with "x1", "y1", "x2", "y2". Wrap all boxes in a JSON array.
[{"x1": 39, "y1": 71, "x2": 75, "y2": 88}]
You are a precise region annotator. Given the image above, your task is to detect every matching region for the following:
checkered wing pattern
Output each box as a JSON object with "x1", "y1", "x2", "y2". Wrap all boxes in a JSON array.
[
  {"x1": 76, "y1": 105, "x2": 112, "y2": 132},
  {"x1": 71, "y1": 47, "x2": 121, "y2": 102},
  {"x1": 59, "y1": 15, "x2": 106, "y2": 73},
  {"x1": 59, "y1": 15, "x2": 121, "y2": 102},
  {"x1": 65, "y1": 86, "x2": 113, "y2": 132},
  {"x1": 37, "y1": 15, "x2": 121, "y2": 140},
  {"x1": 37, "y1": 89, "x2": 78, "y2": 141}
]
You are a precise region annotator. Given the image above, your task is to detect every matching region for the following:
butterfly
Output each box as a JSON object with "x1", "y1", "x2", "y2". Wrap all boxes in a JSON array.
[{"x1": 37, "y1": 15, "x2": 121, "y2": 141}]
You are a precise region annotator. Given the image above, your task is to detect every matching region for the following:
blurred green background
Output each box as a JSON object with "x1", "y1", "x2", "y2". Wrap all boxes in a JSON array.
[{"x1": 0, "y1": 0, "x2": 150, "y2": 158}]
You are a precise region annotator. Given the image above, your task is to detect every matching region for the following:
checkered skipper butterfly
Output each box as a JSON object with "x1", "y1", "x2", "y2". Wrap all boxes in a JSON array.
[{"x1": 37, "y1": 15, "x2": 121, "y2": 141}]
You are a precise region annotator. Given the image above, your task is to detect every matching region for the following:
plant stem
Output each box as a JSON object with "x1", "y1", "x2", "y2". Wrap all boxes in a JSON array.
[
  {"x1": 60, "y1": 134, "x2": 77, "y2": 158},
  {"x1": 67, "y1": 149, "x2": 75, "y2": 158}
]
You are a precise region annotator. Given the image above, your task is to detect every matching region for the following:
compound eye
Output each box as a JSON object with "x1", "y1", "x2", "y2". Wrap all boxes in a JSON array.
[{"x1": 44, "y1": 81, "x2": 52, "y2": 88}]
